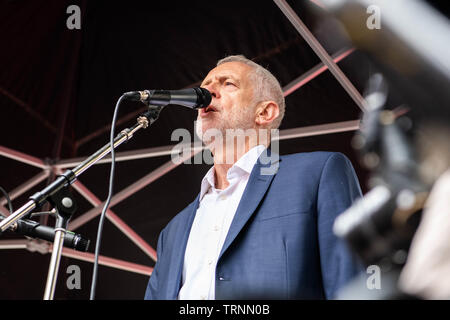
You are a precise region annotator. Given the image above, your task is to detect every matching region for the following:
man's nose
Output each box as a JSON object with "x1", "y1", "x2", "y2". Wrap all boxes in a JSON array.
[{"x1": 203, "y1": 82, "x2": 220, "y2": 100}]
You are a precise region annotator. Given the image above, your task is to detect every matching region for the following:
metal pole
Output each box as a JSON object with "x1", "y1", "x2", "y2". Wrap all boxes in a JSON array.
[
  {"x1": 43, "y1": 227, "x2": 66, "y2": 300},
  {"x1": 273, "y1": 0, "x2": 368, "y2": 112}
]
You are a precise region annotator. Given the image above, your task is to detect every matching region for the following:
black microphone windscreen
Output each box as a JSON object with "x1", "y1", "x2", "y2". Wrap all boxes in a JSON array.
[{"x1": 194, "y1": 87, "x2": 212, "y2": 109}]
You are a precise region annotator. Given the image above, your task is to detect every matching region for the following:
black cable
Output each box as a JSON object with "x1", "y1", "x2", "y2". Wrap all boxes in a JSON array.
[
  {"x1": 0, "y1": 186, "x2": 13, "y2": 215},
  {"x1": 89, "y1": 94, "x2": 125, "y2": 300}
]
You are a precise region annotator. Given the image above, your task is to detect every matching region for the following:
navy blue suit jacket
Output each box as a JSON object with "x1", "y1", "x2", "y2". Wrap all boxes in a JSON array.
[{"x1": 145, "y1": 151, "x2": 363, "y2": 299}]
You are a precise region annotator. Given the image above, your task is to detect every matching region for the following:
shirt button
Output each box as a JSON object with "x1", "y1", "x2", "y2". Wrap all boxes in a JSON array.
[
  {"x1": 213, "y1": 225, "x2": 220, "y2": 231},
  {"x1": 200, "y1": 295, "x2": 206, "y2": 300},
  {"x1": 208, "y1": 259, "x2": 213, "y2": 265}
]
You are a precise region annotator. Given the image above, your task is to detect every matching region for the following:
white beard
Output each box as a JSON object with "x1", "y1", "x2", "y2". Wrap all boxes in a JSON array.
[{"x1": 195, "y1": 105, "x2": 255, "y2": 146}]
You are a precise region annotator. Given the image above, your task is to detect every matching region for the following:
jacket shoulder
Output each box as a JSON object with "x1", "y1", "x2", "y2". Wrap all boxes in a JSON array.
[{"x1": 279, "y1": 151, "x2": 350, "y2": 168}]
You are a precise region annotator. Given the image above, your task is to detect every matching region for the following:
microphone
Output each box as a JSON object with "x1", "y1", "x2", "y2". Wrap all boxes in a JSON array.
[
  {"x1": 0, "y1": 216, "x2": 90, "y2": 252},
  {"x1": 123, "y1": 87, "x2": 212, "y2": 109}
]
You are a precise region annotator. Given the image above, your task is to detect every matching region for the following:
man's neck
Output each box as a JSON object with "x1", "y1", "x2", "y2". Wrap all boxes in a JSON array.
[
  {"x1": 212, "y1": 139, "x2": 260, "y2": 190},
  {"x1": 213, "y1": 162, "x2": 234, "y2": 190}
]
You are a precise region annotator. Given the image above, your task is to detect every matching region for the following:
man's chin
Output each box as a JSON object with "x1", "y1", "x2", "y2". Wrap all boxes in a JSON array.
[{"x1": 195, "y1": 124, "x2": 224, "y2": 146}]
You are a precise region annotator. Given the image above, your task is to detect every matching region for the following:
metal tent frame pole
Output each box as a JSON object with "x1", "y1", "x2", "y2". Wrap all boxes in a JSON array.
[
  {"x1": 0, "y1": 239, "x2": 153, "y2": 276},
  {"x1": 274, "y1": 0, "x2": 367, "y2": 112}
]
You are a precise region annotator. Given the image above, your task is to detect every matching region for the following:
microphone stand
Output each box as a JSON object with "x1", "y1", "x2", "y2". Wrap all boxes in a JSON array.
[
  {"x1": 43, "y1": 188, "x2": 77, "y2": 300},
  {"x1": 0, "y1": 105, "x2": 163, "y2": 300}
]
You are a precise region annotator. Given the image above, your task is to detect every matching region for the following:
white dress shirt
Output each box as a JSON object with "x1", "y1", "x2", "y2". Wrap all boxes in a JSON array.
[{"x1": 178, "y1": 144, "x2": 266, "y2": 300}]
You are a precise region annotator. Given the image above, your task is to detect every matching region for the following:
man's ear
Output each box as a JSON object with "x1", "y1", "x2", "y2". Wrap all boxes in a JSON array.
[{"x1": 255, "y1": 101, "x2": 280, "y2": 127}]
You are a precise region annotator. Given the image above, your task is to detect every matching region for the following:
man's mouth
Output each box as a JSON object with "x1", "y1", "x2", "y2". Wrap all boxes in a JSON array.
[
  {"x1": 200, "y1": 105, "x2": 218, "y2": 117},
  {"x1": 205, "y1": 105, "x2": 217, "y2": 113}
]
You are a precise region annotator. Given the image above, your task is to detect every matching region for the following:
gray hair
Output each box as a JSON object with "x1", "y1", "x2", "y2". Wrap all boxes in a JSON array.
[{"x1": 217, "y1": 55, "x2": 285, "y2": 129}]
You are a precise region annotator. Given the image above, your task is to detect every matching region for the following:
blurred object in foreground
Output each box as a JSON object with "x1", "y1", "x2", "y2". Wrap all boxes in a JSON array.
[
  {"x1": 318, "y1": 0, "x2": 450, "y2": 299},
  {"x1": 398, "y1": 168, "x2": 450, "y2": 298},
  {"x1": 334, "y1": 74, "x2": 425, "y2": 268},
  {"x1": 320, "y1": 0, "x2": 450, "y2": 124}
]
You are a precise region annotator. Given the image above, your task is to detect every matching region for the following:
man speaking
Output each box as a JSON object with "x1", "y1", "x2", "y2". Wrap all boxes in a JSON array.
[{"x1": 145, "y1": 55, "x2": 363, "y2": 300}]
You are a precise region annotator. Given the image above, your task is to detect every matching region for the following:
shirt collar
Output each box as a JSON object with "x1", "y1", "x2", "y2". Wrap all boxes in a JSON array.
[{"x1": 199, "y1": 144, "x2": 266, "y2": 200}]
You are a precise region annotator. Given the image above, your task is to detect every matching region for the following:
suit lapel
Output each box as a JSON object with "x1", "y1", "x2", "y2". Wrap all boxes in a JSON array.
[{"x1": 218, "y1": 151, "x2": 280, "y2": 259}]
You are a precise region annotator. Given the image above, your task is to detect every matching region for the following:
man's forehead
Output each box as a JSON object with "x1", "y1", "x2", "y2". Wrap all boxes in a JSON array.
[{"x1": 202, "y1": 61, "x2": 252, "y2": 84}]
